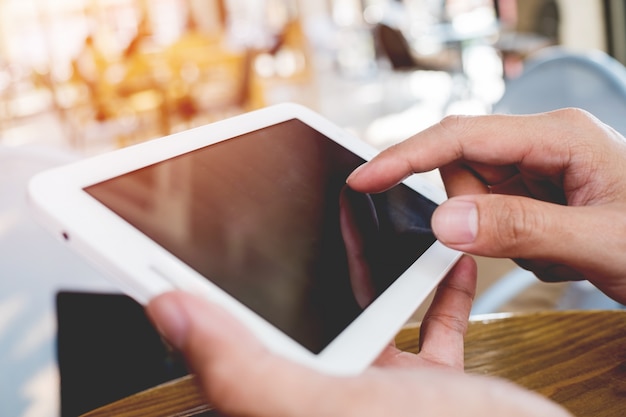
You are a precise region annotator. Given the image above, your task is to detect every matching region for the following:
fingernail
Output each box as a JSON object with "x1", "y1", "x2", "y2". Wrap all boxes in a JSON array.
[
  {"x1": 148, "y1": 295, "x2": 189, "y2": 350},
  {"x1": 432, "y1": 199, "x2": 478, "y2": 244}
]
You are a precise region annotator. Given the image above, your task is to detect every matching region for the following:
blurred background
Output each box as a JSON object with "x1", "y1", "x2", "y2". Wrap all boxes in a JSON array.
[
  {"x1": 2, "y1": 1, "x2": 626, "y2": 416},
  {"x1": 0, "y1": 0, "x2": 610, "y2": 154}
]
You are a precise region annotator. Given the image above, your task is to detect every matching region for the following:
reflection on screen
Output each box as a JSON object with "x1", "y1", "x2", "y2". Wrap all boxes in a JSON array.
[{"x1": 85, "y1": 119, "x2": 437, "y2": 353}]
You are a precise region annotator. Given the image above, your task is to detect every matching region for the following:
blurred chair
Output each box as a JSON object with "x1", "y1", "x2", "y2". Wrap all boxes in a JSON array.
[
  {"x1": 162, "y1": 28, "x2": 252, "y2": 131},
  {"x1": 373, "y1": 22, "x2": 467, "y2": 114},
  {"x1": 492, "y1": 46, "x2": 626, "y2": 134},
  {"x1": 473, "y1": 47, "x2": 626, "y2": 314},
  {"x1": 494, "y1": 0, "x2": 560, "y2": 79},
  {"x1": 374, "y1": 23, "x2": 460, "y2": 73}
]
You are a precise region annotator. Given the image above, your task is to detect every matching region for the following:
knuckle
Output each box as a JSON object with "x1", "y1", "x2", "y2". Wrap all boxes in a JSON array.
[
  {"x1": 438, "y1": 114, "x2": 475, "y2": 135},
  {"x1": 489, "y1": 198, "x2": 546, "y2": 253},
  {"x1": 423, "y1": 312, "x2": 468, "y2": 335},
  {"x1": 438, "y1": 279, "x2": 476, "y2": 303},
  {"x1": 552, "y1": 107, "x2": 601, "y2": 130},
  {"x1": 553, "y1": 108, "x2": 610, "y2": 137},
  {"x1": 553, "y1": 107, "x2": 594, "y2": 122}
]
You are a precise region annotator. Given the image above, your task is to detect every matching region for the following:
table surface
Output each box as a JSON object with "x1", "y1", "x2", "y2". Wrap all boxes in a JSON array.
[
  {"x1": 81, "y1": 310, "x2": 626, "y2": 417},
  {"x1": 399, "y1": 310, "x2": 626, "y2": 417}
]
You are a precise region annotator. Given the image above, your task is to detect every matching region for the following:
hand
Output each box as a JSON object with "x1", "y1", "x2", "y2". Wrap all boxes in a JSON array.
[
  {"x1": 348, "y1": 108, "x2": 626, "y2": 304},
  {"x1": 147, "y1": 256, "x2": 570, "y2": 416}
]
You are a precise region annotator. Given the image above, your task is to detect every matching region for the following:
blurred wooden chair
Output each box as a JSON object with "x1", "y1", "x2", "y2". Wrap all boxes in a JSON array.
[
  {"x1": 162, "y1": 29, "x2": 252, "y2": 131},
  {"x1": 79, "y1": 310, "x2": 626, "y2": 417},
  {"x1": 63, "y1": 27, "x2": 254, "y2": 150},
  {"x1": 374, "y1": 23, "x2": 460, "y2": 73},
  {"x1": 245, "y1": 17, "x2": 317, "y2": 110}
]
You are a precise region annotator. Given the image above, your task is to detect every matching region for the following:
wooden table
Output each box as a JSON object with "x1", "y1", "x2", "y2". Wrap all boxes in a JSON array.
[{"x1": 81, "y1": 310, "x2": 626, "y2": 417}]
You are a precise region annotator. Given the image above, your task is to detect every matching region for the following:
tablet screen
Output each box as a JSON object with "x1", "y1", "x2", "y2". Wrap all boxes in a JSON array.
[{"x1": 85, "y1": 119, "x2": 437, "y2": 353}]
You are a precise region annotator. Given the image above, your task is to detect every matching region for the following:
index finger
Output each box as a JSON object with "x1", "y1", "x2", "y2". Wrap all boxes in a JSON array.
[
  {"x1": 373, "y1": 255, "x2": 477, "y2": 370},
  {"x1": 347, "y1": 110, "x2": 587, "y2": 193},
  {"x1": 417, "y1": 255, "x2": 476, "y2": 370}
]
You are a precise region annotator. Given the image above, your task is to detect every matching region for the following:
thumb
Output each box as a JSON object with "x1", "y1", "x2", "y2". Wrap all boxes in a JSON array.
[
  {"x1": 146, "y1": 292, "x2": 332, "y2": 417},
  {"x1": 431, "y1": 195, "x2": 597, "y2": 273}
]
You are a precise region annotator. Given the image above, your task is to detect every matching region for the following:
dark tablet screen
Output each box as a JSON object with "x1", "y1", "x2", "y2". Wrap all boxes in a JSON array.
[{"x1": 85, "y1": 119, "x2": 437, "y2": 353}]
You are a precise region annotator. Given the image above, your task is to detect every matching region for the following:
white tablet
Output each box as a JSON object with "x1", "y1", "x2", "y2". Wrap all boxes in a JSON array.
[{"x1": 28, "y1": 103, "x2": 460, "y2": 375}]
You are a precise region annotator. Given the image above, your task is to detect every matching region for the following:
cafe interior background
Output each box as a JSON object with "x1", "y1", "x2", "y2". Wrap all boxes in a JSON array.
[
  {"x1": 0, "y1": 0, "x2": 608, "y2": 153},
  {"x1": 0, "y1": 1, "x2": 623, "y2": 416}
]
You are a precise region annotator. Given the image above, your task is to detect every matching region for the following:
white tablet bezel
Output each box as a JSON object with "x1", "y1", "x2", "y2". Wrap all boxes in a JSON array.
[{"x1": 28, "y1": 102, "x2": 461, "y2": 375}]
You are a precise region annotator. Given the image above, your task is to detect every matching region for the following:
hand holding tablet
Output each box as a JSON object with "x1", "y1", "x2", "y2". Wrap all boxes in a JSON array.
[{"x1": 29, "y1": 103, "x2": 460, "y2": 375}]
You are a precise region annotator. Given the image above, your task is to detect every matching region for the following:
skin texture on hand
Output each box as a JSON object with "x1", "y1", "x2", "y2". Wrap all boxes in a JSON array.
[
  {"x1": 147, "y1": 256, "x2": 572, "y2": 417},
  {"x1": 348, "y1": 108, "x2": 626, "y2": 304}
]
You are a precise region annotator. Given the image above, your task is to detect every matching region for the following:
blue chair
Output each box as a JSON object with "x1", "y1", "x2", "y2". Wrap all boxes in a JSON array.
[
  {"x1": 472, "y1": 47, "x2": 626, "y2": 314},
  {"x1": 493, "y1": 46, "x2": 626, "y2": 135}
]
